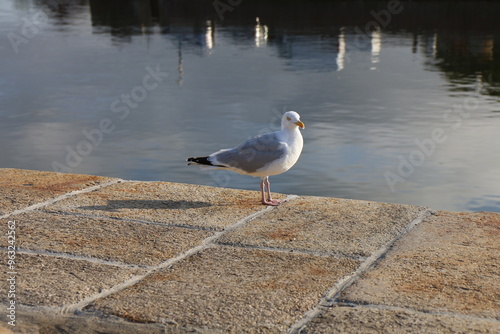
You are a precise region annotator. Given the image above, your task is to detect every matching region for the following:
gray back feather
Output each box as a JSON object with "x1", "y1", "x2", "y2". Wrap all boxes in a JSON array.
[{"x1": 212, "y1": 132, "x2": 287, "y2": 173}]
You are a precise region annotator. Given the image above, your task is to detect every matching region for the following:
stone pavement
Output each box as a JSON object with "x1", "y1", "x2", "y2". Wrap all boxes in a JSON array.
[{"x1": 0, "y1": 168, "x2": 498, "y2": 333}]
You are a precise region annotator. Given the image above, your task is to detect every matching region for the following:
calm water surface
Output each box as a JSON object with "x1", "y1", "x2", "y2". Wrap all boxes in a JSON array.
[{"x1": 1, "y1": 0, "x2": 500, "y2": 212}]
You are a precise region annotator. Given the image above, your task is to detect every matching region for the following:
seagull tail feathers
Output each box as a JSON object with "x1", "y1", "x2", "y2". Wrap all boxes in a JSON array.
[
  {"x1": 187, "y1": 156, "x2": 210, "y2": 166},
  {"x1": 187, "y1": 156, "x2": 225, "y2": 167}
]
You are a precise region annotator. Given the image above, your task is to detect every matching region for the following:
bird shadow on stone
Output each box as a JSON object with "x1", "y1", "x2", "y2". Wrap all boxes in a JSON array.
[{"x1": 78, "y1": 199, "x2": 212, "y2": 212}]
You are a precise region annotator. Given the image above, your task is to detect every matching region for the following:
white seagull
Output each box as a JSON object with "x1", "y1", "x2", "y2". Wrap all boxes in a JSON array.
[{"x1": 187, "y1": 111, "x2": 305, "y2": 206}]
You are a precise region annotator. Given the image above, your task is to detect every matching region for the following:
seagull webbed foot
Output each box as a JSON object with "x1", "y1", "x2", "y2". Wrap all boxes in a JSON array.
[{"x1": 262, "y1": 199, "x2": 283, "y2": 206}]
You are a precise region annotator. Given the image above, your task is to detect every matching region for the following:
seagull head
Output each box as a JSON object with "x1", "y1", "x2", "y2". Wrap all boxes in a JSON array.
[{"x1": 282, "y1": 111, "x2": 305, "y2": 130}]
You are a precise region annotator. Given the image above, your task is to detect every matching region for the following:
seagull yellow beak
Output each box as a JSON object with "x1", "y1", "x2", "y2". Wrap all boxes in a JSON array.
[{"x1": 295, "y1": 121, "x2": 305, "y2": 129}]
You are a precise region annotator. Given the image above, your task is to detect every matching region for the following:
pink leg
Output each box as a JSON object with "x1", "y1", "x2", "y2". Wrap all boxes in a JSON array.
[
  {"x1": 260, "y1": 176, "x2": 282, "y2": 206},
  {"x1": 260, "y1": 178, "x2": 267, "y2": 204}
]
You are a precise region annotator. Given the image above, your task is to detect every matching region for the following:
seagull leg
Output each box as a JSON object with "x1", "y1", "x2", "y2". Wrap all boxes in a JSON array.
[
  {"x1": 260, "y1": 178, "x2": 267, "y2": 204},
  {"x1": 261, "y1": 176, "x2": 283, "y2": 206}
]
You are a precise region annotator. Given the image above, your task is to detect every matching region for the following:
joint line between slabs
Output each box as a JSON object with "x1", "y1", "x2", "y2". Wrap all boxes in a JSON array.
[
  {"x1": 12, "y1": 248, "x2": 148, "y2": 270},
  {"x1": 60, "y1": 194, "x2": 299, "y2": 315},
  {"x1": 335, "y1": 301, "x2": 500, "y2": 324},
  {"x1": 287, "y1": 208, "x2": 433, "y2": 334},
  {"x1": 0, "y1": 178, "x2": 123, "y2": 220},
  {"x1": 43, "y1": 209, "x2": 217, "y2": 232},
  {"x1": 215, "y1": 242, "x2": 366, "y2": 261}
]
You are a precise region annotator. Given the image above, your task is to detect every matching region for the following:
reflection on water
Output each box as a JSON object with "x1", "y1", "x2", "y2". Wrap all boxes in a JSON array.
[{"x1": 1, "y1": 0, "x2": 500, "y2": 212}]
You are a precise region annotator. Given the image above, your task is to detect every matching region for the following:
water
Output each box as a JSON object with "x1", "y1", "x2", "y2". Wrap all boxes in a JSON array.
[{"x1": 1, "y1": 0, "x2": 500, "y2": 212}]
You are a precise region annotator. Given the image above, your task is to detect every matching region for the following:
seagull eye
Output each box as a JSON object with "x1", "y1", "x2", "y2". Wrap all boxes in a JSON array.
[{"x1": 286, "y1": 116, "x2": 291, "y2": 121}]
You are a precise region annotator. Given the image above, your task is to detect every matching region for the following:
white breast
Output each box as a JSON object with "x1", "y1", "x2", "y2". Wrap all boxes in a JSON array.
[{"x1": 253, "y1": 128, "x2": 303, "y2": 177}]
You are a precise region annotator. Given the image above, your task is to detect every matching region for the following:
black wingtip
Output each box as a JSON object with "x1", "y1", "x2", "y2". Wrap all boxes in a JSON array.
[
  {"x1": 187, "y1": 156, "x2": 212, "y2": 166},
  {"x1": 187, "y1": 156, "x2": 226, "y2": 167}
]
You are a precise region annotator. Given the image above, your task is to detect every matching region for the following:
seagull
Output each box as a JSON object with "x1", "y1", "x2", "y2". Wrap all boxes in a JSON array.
[{"x1": 187, "y1": 111, "x2": 305, "y2": 206}]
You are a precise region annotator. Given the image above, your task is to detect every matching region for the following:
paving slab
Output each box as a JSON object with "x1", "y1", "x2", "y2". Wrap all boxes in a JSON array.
[
  {"x1": 0, "y1": 168, "x2": 115, "y2": 216},
  {"x1": 302, "y1": 304, "x2": 500, "y2": 333},
  {"x1": 1, "y1": 169, "x2": 498, "y2": 333},
  {"x1": 218, "y1": 196, "x2": 426, "y2": 258},
  {"x1": 45, "y1": 181, "x2": 280, "y2": 231},
  {"x1": 0, "y1": 325, "x2": 12, "y2": 334},
  {"x1": 338, "y1": 211, "x2": 500, "y2": 319},
  {"x1": 87, "y1": 245, "x2": 359, "y2": 333},
  {"x1": 4, "y1": 307, "x2": 167, "y2": 334},
  {"x1": 0, "y1": 212, "x2": 213, "y2": 267},
  {"x1": 0, "y1": 253, "x2": 144, "y2": 307}
]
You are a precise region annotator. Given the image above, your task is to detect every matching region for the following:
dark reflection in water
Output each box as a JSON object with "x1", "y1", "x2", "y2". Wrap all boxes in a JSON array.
[{"x1": 1, "y1": 0, "x2": 500, "y2": 212}]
